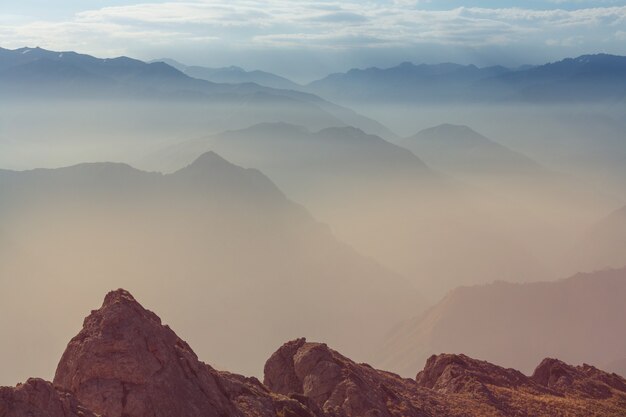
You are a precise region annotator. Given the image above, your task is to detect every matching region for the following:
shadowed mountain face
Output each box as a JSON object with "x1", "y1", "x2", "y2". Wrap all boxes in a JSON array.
[
  {"x1": 152, "y1": 58, "x2": 302, "y2": 91},
  {"x1": 308, "y1": 54, "x2": 626, "y2": 104},
  {"x1": 0, "y1": 152, "x2": 420, "y2": 385},
  {"x1": 3, "y1": 290, "x2": 625, "y2": 417},
  {"x1": 376, "y1": 268, "x2": 626, "y2": 379}
]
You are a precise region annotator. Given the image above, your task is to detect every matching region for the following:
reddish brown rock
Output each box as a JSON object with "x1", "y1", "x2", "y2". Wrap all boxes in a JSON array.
[
  {"x1": 0, "y1": 378, "x2": 97, "y2": 417},
  {"x1": 53, "y1": 289, "x2": 316, "y2": 417},
  {"x1": 265, "y1": 338, "x2": 626, "y2": 417},
  {"x1": 416, "y1": 353, "x2": 548, "y2": 396},
  {"x1": 531, "y1": 358, "x2": 626, "y2": 399},
  {"x1": 264, "y1": 337, "x2": 432, "y2": 417},
  {"x1": 4, "y1": 289, "x2": 626, "y2": 417}
]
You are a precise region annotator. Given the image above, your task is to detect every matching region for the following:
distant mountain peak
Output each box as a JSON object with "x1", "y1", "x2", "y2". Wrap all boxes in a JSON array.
[
  {"x1": 408, "y1": 124, "x2": 494, "y2": 146},
  {"x1": 185, "y1": 150, "x2": 235, "y2": 169}
]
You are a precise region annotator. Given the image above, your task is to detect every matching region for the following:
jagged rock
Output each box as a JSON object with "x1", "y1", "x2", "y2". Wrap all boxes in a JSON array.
[
  {"x1": 532, "y1": 358, "x2": 626, "y2": 399},
  {"x1": 53, "y1": 289, "x2": 316, "y2": 417},
  {"x1": 0, "y1": 378, "x2": 97, "y2": 417},
  {"x1": 4, "y1": 289, "x2": 626, "y2": 417},
  {"x1": 264, "y1": 338, "x2": 430, "y2": 417},
  {"x1": 416, "y1": 353, "x2": 547, "y2": 396},
  {"x1": 265, "y1": 338, "x2": 626, "y2": 417}
]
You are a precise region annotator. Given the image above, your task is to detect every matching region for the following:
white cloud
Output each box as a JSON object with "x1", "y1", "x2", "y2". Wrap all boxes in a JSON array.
[{"x1": 1, "y1": 1, "x2": 625, "y2": 64}]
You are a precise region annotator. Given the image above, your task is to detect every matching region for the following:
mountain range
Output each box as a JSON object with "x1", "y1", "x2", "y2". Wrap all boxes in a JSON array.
[
  {"x1": 0, "y1": 46, "x2": 392, "y2": 139},
  {"x1": 150, "y1": 58, "x2": 301, "y2": 90},
  {"x1": 2, "y1": 289, "x2": 625, "y2": 417},
  {"x1": 307, "y1": 54, "x2": 626, "y2": 104}
]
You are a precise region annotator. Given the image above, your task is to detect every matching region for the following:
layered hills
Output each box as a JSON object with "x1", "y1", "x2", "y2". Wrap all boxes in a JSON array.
[
  {"x1": 0, "y1": 151, "x2": 418, "y2": 384},
  {"x1": 151, "y1": 58, "x2": 301, "y2": 90},
  {"x1": 0, "y1": 46, "x2": 393, "y2": 171}
]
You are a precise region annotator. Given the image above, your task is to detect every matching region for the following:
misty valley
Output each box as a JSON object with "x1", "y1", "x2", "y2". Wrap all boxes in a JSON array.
[{"x1": 1, "y1": 43, "x2": 625, "y2": 417}]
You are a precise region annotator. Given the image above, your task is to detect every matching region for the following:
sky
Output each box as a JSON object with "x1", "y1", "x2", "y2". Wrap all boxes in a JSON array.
[{"x1": 2, "y1": 0, "x2": 626, "y2": 81}]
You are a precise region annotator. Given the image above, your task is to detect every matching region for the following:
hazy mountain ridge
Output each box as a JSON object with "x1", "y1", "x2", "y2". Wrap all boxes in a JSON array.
[
  {"x1": 0, "y1": 46, "x2": 394, "y2": 140},
  {"x1": 144, "y1": 122, "x2": 432, "y2": 187},
  {"x1": 399, "y1": 123, "x2": 616, "y2": 226},
  {"x1": 2, "y1": 289, "x2": 625, "y2": 417},
  {"x1": 145, "y1": 121, "x2": 599, "y2": 301},
  {"x1": 377, "y1": 268, "x2": 626, "y2": 379},
  {"x1": 151, "y1": 57, "x2": 302, "y2": 90},
  {"x1": 308, "y1": 54, "x2": 626, "y2": 104},
  {"x1": 401, "y1": 124, "x2": 544, "y2": 177}
]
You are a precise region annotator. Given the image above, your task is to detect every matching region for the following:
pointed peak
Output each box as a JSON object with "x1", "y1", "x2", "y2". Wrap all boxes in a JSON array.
[
  {"x1": 87, "y1": 288, "x2": 163, "y2": 331},
  {"x1": 102, "y1": 288, "x2": 138, "y2": 307},
  {"x1": 186, "y1": 150, "x2": 234, "y2": 170}
]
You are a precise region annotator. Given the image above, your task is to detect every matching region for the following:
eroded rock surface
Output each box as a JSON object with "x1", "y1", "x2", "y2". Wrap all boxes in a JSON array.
[
  {"x1": 265, "y1": 338, "x2": 626, "y2": 417},
  {"x1": 0, "y1": 378, "x2": 97, "y2": 417},
  {"x1": 53, "y1": 289, "x2": 316, "y2": 417}
]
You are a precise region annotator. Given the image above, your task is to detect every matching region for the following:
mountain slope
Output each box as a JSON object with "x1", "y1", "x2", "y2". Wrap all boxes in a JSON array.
[
  {"x1": 576, "y1": 205, "x2": 626, "y2": 271},
  {"x1": 376, "y1": 268, "x2": 626, "y2": 378},
  {"x1": 400, "y1": 123, "x2": 618, "y2": 260},
  {"x1": 0, "y1": 152, "x2": 419, "y2": 384},
  {"x1": 479, "y1": 54, "x2": 626, "y2": 102},
  {"x1": 151, "y1": 58, "x2": 302, "y2": 90},
  {"x1": 401, "y1": 124, "x2": 543, "y2": 177}
]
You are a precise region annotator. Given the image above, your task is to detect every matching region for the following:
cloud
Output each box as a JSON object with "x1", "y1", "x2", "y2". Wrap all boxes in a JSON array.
[{"x1": 1, "y1": 1, "x2": 625, "y2": 68}]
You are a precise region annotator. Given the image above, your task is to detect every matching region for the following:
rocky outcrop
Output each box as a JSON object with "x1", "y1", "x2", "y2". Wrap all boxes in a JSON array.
[
  {"x1": 265, "y1": 338, "x2": 626, "y2": 417},
  {"x1": 416, "y1": 353, "x2": 548, "y2": 396},
  {"x1": 264, "y1": 338, "x2": 438, "y2": 417},
  {"x1": 2, "y1": 290, "x2": 626, "y2": 417},
  {"x1": 53, "y1": 289, "x2": 316, "y2": 417},
  {"x1": 532, "y1": 358, "x2": 626, "y2": 399},
  {"x1": 0, "y1": 378, "x2": 97, "y2": 417}
]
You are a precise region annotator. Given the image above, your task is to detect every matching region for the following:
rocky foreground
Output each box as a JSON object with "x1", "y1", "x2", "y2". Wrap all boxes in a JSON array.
[{"x1": 1, "y1": 290, "x2": 625, "y2": 417}]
